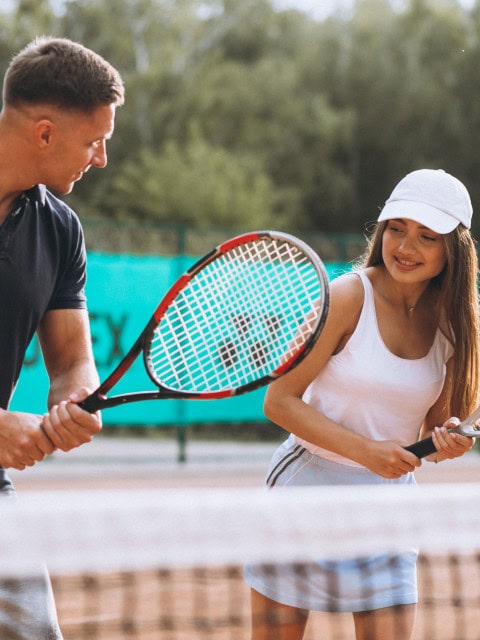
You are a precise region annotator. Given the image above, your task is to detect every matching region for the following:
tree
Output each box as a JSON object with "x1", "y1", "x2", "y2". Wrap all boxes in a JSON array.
[
  {"x1": 106, "y1": 131, "x2": 278, "y2": 229},
  {"x1": 2, "y1": 0, "x2": 479, "y2": 236}
]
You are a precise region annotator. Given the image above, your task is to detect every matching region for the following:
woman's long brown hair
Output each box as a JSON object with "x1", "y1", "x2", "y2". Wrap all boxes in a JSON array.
[{"x1": 360, "y1": 221, "x2": 480, "y2": 419}]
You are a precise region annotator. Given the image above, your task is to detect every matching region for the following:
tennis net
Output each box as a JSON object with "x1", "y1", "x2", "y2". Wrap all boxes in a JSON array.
[{"x1": 2, "y1": 482, "x2": 480, "y2": 639}]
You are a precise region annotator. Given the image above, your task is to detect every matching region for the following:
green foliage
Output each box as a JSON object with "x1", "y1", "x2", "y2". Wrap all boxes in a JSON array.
[
  {"x1": 2, "y1": 0, "x2": 480, "y2": 236},
  {"x1": 107, "y1": 132, "x2": 278, "y2": 229}
]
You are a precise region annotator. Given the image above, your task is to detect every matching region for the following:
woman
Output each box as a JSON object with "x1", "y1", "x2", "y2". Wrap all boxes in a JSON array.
[{"x1": 245, "y1": 169, "x2": 480, "y2": 640}]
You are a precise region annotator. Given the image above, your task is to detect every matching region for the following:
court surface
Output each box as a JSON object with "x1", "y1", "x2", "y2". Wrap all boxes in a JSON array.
[{"x1": 9, "y1": 434, "x2": 480, "y2": 491}]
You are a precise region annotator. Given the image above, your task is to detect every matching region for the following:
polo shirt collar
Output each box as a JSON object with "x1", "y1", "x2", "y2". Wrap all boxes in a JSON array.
[{"x1": 24, "y1": 185, "x2": 46, "y2": 206}]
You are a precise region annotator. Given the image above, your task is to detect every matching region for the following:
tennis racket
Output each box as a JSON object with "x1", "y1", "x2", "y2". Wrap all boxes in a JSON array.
[
  {"x1": 79, "y1": 230, "x2": 329, "y2": 413},
  {"x1": 405, "y1": 406, "x2": 480, "y2": 458}
]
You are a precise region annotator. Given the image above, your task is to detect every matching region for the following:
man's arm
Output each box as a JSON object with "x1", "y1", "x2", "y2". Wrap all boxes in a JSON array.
[
  {"x1": 38, "y1": 308, "x2": 102, "y2": 451},
  {"x1": 0, "y1": 409, "x2": 54, "y2": 470}
]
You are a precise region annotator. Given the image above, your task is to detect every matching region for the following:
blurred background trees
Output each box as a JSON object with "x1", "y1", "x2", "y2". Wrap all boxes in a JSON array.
[{"x1": 1, "y1": 0, "x2": 479, "y2": 237}]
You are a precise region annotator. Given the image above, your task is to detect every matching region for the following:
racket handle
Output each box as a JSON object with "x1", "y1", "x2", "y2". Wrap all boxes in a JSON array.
[
  {"x1": 404, "y1": 425, "x2": 476, "y2": 459},
  {"x1": 404, "y1": 436, "x2": 437, "y2": 459},
  {"x1": 77, "y1": 394, "x2": 101, "y2": 414}
]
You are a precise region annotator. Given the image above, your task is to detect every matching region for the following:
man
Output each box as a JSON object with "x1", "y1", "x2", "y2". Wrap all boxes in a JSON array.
[{"x1": 0, "y1": 36, "x2": 124, "y2": 638}]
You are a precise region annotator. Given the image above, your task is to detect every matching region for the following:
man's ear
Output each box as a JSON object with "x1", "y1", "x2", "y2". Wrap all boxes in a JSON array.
[{"x1": 34, "y1": 119, "x2": 55, "y2": 148}]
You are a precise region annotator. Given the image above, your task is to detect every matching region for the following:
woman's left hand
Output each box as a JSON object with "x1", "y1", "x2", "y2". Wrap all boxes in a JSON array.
[{"x1": 428, "y1": 417, "x2": 475, "y2": 462}]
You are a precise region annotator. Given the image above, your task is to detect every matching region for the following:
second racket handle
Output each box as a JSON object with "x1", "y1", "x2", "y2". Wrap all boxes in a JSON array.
[
  {"x1": 404, "y1": 437, "x2": 437, "y2": 458},
  {"x1": 405, "y1": 426, "x2": 477, "y2": 459}
]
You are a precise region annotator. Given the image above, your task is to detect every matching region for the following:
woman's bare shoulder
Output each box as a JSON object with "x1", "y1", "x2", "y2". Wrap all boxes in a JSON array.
[
  {"x1": 329, "y1": 270, "x2": 365, "y2": 307},
  {"x1": 324, "y1": 270, "x2": 367, "y2": 340}
]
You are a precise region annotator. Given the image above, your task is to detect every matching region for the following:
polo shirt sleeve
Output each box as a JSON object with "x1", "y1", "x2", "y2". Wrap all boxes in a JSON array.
[{"x1": 47, "y1": 206, "x2": 87, "y2": 311}]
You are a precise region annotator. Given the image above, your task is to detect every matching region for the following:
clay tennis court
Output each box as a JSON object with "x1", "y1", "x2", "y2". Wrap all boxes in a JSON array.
[
  {"x1": 10, "y1": 432, "x2": 480, "y2": 491},
  {"x1": 9, "y1": 435, "x2": 480, "y2": 639}
]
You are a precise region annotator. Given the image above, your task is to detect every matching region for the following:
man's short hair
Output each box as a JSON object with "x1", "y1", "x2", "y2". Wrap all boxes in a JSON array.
[{"x1": 3, "y1": 36, "x2": 125, "y2": 112}]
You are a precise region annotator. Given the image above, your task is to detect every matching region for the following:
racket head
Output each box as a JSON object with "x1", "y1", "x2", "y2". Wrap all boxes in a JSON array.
[
  {"x1": 457, "y1": 405, "x2": 480, "y2": 437},
  {"x1": 458, "y1": 425, "x2": 480, "y2": 437},
  {"x1": 142, "y1": 230, "x2": 329, "y2": 399}
]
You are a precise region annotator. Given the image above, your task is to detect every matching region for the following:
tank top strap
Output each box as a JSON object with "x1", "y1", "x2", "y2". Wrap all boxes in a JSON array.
[
  {"x1": 355, "y1": 270, "x2": 373, "y2": 305},
  {"x1": 349, "y1": 270, "x2": 374, "y2": 341}
]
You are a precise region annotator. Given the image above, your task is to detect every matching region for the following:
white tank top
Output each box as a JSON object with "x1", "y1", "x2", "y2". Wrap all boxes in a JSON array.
[{"x1": 292, "y1": 270, "x2": 454, "y2": 467}]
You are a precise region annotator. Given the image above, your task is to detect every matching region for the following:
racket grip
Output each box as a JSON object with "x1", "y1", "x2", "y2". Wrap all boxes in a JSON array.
[
  {"x1": 77, "y1": 394, "x2": 101, "y2": 414},
  {"x1": 404, "y1": 437, "x2": 437, "y2": 458}
]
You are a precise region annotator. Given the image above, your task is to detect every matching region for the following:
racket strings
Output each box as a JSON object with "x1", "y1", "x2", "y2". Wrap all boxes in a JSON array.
[
  {"x1": 147, "y1": 237, "x2": 325, "y2": 393},
  {"x1": 151, "y1": 245, "x2": 320, "y2": 391}
]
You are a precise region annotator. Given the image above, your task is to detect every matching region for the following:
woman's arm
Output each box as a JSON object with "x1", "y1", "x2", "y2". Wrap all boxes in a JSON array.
[{"x1": 264, "y1": 273, "x2": 422, "y2": 478}]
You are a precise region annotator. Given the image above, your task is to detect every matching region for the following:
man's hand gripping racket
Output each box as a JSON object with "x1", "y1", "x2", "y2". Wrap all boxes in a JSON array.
[
  {"x1": 405, "y1": 406, "x2": 480, "y2": 458},
  {"x1": 79, "y1": 230, "x2": 329, "y2": 413}
]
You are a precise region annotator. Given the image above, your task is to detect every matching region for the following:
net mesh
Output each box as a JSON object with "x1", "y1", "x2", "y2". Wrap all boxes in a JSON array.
[
  {"x1": 3, "y1": 483, "x2": 480, "y2": 639},
  {"x1": 147, "y1": 235, "x2": 328, "y2": 393}
]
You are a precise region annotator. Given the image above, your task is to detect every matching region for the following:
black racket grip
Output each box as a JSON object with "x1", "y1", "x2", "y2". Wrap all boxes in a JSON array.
[
  {"x1": 77, "y1": 394, "x2": 101, "y2": 414},
  {"x1": 404, "y1": 437, "x2": 437, "y2": 458}
]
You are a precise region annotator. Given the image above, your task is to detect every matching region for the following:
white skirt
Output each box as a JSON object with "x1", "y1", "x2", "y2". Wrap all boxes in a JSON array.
[{"x1": 244, "y1": 437, "x2": 418, "y2": 612}]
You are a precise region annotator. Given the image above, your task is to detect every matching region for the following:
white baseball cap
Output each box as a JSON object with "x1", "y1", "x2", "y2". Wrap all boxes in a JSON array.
[{"x1": 378, "y1": 169, "x2": 472, "y2": 233}]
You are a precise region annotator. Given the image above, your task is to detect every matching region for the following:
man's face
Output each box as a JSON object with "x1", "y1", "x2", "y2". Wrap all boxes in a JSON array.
[{"x1": 39, "y1": 103, "x2": 116, "y2": 194}]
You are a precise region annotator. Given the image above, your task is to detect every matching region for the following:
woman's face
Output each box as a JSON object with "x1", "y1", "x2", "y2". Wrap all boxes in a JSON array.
[{"x1": 381, "y1": 218, "x2": 447, "y2": 283}]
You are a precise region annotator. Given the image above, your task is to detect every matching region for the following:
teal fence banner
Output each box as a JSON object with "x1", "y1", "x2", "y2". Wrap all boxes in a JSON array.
[{"x1": 10, "y1": 254, "x2": 351, "y2": 426}]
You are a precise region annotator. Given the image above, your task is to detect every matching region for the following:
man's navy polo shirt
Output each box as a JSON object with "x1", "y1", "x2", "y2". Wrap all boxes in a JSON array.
[{"x1": 0, "y1": 185, "x2": 87, "y2": 409}]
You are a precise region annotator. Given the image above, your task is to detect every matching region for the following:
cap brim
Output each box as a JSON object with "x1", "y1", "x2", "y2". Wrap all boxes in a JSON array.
[{"x1": 378, "y1": 200, "x2": 459, "y2": 234}]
